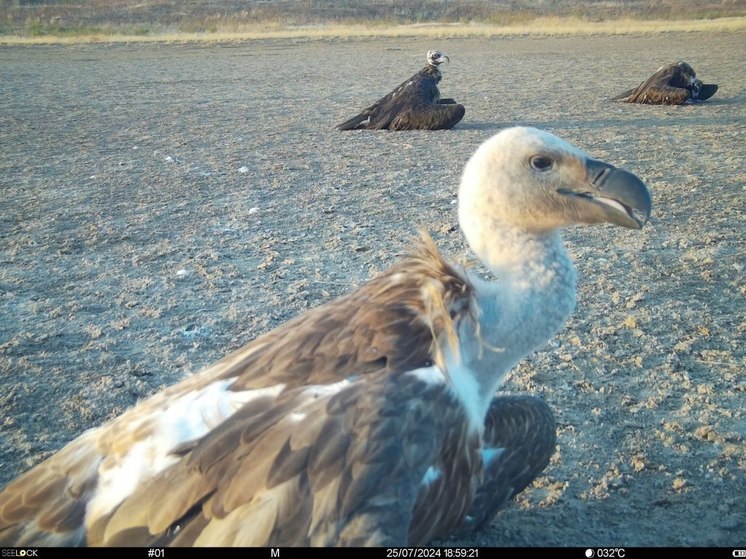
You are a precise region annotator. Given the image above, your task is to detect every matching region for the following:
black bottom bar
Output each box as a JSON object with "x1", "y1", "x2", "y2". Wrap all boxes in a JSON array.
[{"x1": 0, "y1": 547, "x2": 741, "y2": 559}]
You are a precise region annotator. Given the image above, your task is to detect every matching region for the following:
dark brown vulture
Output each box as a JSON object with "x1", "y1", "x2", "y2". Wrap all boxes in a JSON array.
[
  {"x1": 0, "y1": 127, "x2": 651, "y2": 547},
  {"x1": 612, "y1": 61, "x2": 718, "y2": 104},
  {"x1": 336, "y1": 50, "x2": 465, "y2": 131}
]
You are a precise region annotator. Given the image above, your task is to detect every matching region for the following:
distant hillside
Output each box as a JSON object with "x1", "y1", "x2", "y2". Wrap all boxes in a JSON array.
[{"x1": 2, "y1": 0, "x2": 745, "y2": 36}]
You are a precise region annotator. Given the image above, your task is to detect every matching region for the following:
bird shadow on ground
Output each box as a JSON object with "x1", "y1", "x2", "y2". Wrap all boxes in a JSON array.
[
  {"x1": 455, "y1": 121, "x2": 508, "y2": 131},
  {"x1": 456, "y1": 114, "x2": 729, "y2": 133},
  {"x1": 458, "y1": 99, "x2": 735, "y2": 133}
]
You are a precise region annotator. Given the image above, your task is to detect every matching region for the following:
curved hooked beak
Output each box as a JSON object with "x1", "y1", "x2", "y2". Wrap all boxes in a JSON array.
[{"x1": 559, "y1": 159, "x2": 652, "y2": 229}]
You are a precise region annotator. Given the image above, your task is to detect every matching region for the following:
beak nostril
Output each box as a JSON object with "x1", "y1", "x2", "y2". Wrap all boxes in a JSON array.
[
  {"x1": 586, "y1": 159, "x2": 617, "y2": 188},
  {"x1": 593, "y1": 167, "x2": 610, "y2": 186}
]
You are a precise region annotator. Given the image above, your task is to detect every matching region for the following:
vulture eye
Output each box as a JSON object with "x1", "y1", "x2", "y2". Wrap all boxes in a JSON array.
[{"x1": 530, "y1": 156, "x2": 554, "y2": 171}]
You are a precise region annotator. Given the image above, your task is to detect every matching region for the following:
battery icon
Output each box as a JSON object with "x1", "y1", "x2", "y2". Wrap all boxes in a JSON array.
[{"x1": 733, "y1": 551, "x2": 746, "y2": 557}]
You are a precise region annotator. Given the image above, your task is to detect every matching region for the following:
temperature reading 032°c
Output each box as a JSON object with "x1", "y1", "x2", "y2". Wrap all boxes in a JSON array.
[{"x1": 586, "y1": 549, "x2": 626, "y2": 558}]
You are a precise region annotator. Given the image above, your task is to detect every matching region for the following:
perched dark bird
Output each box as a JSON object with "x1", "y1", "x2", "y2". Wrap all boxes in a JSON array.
[
  {"x1": 336, "y1": 50, "x2": 465, "y2": 131},
  {"x1": 612, "y1": 61, "x2": 718, "y2": 104},
  {"x1": 0, "y1": 127, "x2": 651, "y2": 547}
]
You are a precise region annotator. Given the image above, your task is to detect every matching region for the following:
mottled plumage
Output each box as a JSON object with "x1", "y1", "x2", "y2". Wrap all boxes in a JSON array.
[
  {"x1": 0, "y1": 127, "x2": 652, "y2": 547},
  {"x1": 336, "y1": 50, "x2": 465, "y2": 131},
  {"x1": 613, "y1": 61, "x2": 718, "y2": 104}
]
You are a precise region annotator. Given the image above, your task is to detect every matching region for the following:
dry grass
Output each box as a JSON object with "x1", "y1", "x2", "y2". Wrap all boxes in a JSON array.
[{"x1": 1, "y1": 16, "x2": 744, "y2": 45}]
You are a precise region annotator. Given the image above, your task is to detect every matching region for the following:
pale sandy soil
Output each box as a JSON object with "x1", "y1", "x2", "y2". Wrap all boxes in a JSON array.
[{"x1": 0, "y1": 31, "x2": 744, "y2": 547}]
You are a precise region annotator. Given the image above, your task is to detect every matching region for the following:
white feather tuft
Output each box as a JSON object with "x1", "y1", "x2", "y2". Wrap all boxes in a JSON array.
[{"x1": 86, "y1": 381, "x2": 285, "y2": 523}]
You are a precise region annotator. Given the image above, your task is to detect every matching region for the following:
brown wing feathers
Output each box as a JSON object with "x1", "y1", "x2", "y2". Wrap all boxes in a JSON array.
[
  {"x1": 0, "y1": 433, "x2": 100, "y2": 546},
  {"x1": 453, "y1": 395, "x2": 556, "y2": 538},
  {"x1": 218, "y1": 233, "x2": 472, "y2": 391},
  {"x1": 1, "y1": 234, "x2": 478, "y2": 546},
  {"x1": 336, "y1": 61, "x2": 465, "y2": 131},
  {"x1": 614, "y1": 62, "x2": 716, "y2": 105},
  {"x1": 409, "y1": 401, "x2": 482, "y2": 545},
  {"x1": 94, "y1": 370, "x2": 460, "y2": 546}
]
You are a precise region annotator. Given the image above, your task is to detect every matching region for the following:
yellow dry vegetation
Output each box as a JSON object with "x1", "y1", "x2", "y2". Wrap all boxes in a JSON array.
[{"x1": 1, "y1": 16, "x2": 745, "y2": 45}]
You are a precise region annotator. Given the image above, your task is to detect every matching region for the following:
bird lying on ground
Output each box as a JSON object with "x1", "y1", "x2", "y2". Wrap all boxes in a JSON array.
[
  {"x1": 0, "y1": 126, "x2": 651, "y2": 547},
  {"x1": 612, "y1": 61, "x2": 718, "y2": 104},
  {"x1": 336, "y1": 50, "x2": 465, "y2": 131}
]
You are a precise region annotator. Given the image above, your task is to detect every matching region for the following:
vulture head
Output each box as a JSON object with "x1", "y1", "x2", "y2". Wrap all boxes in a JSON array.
[
  {"x1": 676, "y1": 61, "x2": 697, "y2": 80},
  {"x1": 426, "y1": 50, "x2": 450, "y2": 66},
  {"x1": 459, "y1": 127, "x2": 652, "y2": 269}
]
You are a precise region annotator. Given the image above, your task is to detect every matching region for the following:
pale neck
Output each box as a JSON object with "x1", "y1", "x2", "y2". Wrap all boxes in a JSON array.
[
  {"x1": 479, "y1": 227, "x2": 564, "y2": 276},
  {"x1": 448, "y1": 228, "x2": 577, "y2": 428}
]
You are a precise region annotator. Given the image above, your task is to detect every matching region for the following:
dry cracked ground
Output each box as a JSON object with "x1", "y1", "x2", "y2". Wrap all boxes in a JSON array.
[{"x1": 0, "y1": 31, "x2": 744, "y2": 547}]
